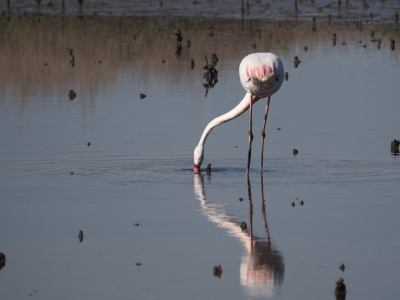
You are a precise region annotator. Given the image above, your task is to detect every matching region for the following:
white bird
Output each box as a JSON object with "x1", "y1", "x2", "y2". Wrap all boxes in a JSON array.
[{"x1": 193, "y1": 52, "x2": 284, "y2": 175}]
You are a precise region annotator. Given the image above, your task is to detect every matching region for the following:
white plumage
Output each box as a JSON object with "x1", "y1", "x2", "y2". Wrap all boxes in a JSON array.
[{"x1": 194, "y1": 52, "x2": 284, "y2": 174}]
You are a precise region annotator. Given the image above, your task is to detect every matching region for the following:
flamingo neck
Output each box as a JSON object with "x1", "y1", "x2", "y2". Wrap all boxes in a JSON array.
[{"x1": 196, "y1": 92, "x2": 259, "y2": 152}]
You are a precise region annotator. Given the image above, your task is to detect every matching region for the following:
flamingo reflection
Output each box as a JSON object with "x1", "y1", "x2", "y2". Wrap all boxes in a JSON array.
[{"x1": 194, "y1": 173, "x2": 284, "y2": 298}]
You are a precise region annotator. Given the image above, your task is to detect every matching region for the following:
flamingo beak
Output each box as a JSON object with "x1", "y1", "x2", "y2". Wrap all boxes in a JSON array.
[{"x1": 193, "y1": 163, "x2": 201, "y2": 172}]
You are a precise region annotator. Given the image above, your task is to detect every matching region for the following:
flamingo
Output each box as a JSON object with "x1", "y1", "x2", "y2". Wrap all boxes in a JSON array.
[{"x1": 193, "y1": 52, "x2": 284, "y2": 174}]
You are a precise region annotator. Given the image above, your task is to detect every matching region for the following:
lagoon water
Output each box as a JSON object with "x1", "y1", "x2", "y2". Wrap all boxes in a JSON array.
[{"x1": 1, "y1": 1, "x2": 400, "y2": 299}]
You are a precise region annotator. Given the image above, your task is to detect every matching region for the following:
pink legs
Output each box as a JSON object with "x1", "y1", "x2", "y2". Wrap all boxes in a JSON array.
[
  {"x1": 246, "y1": 94, "x2": 254, "y2": 177},
  {"x1": 260, "y1": 96, "x2": 271, "y2": 173}
]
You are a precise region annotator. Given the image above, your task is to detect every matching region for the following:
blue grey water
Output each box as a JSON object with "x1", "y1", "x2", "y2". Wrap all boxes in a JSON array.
[{"x1": 1, "y1": 3, "x2": 400, "y2": 299}]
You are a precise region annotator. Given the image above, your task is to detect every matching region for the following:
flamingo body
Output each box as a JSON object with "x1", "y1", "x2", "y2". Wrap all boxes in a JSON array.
[{"x1": 194, "y1": 52, "x2": 284, "y2": 173}]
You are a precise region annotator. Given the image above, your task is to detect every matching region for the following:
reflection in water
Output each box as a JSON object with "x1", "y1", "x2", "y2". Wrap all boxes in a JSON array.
[
  {"x1": 194, "y1": 174, "x2": 284, "y2": 298},
  {"x1": 0, "y1": 15, "x2": 399, "y2": 104}
]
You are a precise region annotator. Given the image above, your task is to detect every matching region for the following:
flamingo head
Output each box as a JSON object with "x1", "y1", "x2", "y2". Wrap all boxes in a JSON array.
[{"x1": 193, "y1": 146, "x2": 204, "y2": 172}]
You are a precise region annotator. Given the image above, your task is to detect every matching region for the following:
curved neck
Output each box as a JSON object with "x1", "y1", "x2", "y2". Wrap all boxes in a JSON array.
[{"x1": 197, "y1": 93, "x2": 258, "y2": 148}]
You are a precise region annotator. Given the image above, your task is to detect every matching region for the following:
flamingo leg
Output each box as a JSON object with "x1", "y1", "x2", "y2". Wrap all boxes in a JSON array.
[
  {"x1": 260, "y1": 96, "x2": 271, "y2": 173},
  {"x1": 246, "y1": 94, "x2": 254, "y2": 177}
]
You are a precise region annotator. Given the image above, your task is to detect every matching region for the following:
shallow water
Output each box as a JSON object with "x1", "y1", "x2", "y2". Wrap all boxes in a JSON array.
[{"x1": 1, "y1": 3, "x2": 400, "y2": 300}]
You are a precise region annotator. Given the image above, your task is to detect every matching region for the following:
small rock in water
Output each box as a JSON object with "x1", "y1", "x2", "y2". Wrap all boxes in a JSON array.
[
  {"x1": 277, "y1": 128, "x2": 281, "y2": 130},
  {"x1": 213, "y1": 265, "x2": 222, "y2": 278},
  {"x1": 187, "y1": 40, "x2": 191, "y2": 48},
  {"x1": 285, "y1": 72, "x2": 289, "y2": 81},
  {"x1": 240, "y1": 222, "x2": 247, "y2": 231},
  {"x1": 292, "y1": 202, "x2": 295, "y2": 207},
  {"x1": 300, "y1": 200, "x2": 304, "y2": 206},
  {"x1": 162, "y1": 60, "x2": 165, "y2": 63},
  {"x1": 70, "y1": 172, "x2": 74, "y2": 175},
  {"x1": 136, "y1": 263, "x2": 142, "y2": 266},
  {"x1": 140, "y1": 93, "x2": 146, "y2": 99},
  {"x1": 293, "y1": 149, "x2": 298, "y2": 155},
  {"x1": 206, "y1": 163, "x2": 211, "y2": 174},
  {"x1": 87, "y1": 142, "x2": 90, "y2": 146},
  {"x1": 69, "y1": 90, "x2": 76, "y2": 100},
  {"x1": 134, "y1": 223, "x2": 140, "y2": 226},
  {"x1": 304, "y1": 46, "x2": 308, "y2": 51},
  {"x1": 335, "y1": 278, "x2": 347, "y2": 299},
  {"x1": 239, "y1": 197, "x2": 243, "y2": 202},
  {"x1": 44, "y1": 63, "x2": 48, "y2": 66}
]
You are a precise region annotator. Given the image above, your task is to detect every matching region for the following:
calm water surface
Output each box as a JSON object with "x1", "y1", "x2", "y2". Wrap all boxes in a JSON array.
[{"x1": 1, "y1": 3, "x2": 400, "y2": 300}]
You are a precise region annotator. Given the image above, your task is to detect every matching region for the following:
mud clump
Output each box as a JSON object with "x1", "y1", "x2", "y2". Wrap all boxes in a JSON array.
[
  {"x1": 69, "y1": 90, "x2": 76, "y2": 100},
  {"x1": 78, "y1": 230, "x2": 84, "y2": 242},
  {"x1": 339, "y1": 263, "x2": 345, "y2": 271},
  {"x1": 390, "y1": 39, "x2": 395, "y2": 50},
  {"x1": 190, "y1": 59, "x2": 195, "y2": 70},
  {"x1": 0, "y1": 253, "x2": 5, "y2": 270},
  {"x1": 174, "y1": 29, "x2": 182, "y2": 44},
  {"x1": 240, "y1": 221, "x2": 247, "y2": 231},
  {"x1": 335, "y1": 278, "x2": 346, "y2": 300},
  {"x1": 294, "y1": 56, "x2": 301, "y2": 68},
  {"x1": 203, "y1": 54, "x2": 219, "y2": 96},
  {"x1": 391, "y1": 139, "x2": 399, "y2": 155},
  {"x1": 213, "y1": 265, "x2": 222, "y2": 278}
]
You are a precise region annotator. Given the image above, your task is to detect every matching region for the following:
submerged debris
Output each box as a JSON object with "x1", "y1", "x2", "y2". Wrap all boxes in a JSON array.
[
  {"x1": 335, "y1": 278, "x2": 347, "y2": 300},
  {"x1": 391, "y1": 139, "x2": 400, "y2": 155},
  {"x1": 69, "y1": 90, "x2": 76, "y2": 100},
  {"x1": 213, "y1": 265, "x2": 222, "y2": 278}
]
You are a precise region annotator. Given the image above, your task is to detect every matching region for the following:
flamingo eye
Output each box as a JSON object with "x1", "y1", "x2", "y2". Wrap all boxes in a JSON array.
[{"x1": 247, "y1": 78, "x2": 251, "y2": 82}]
